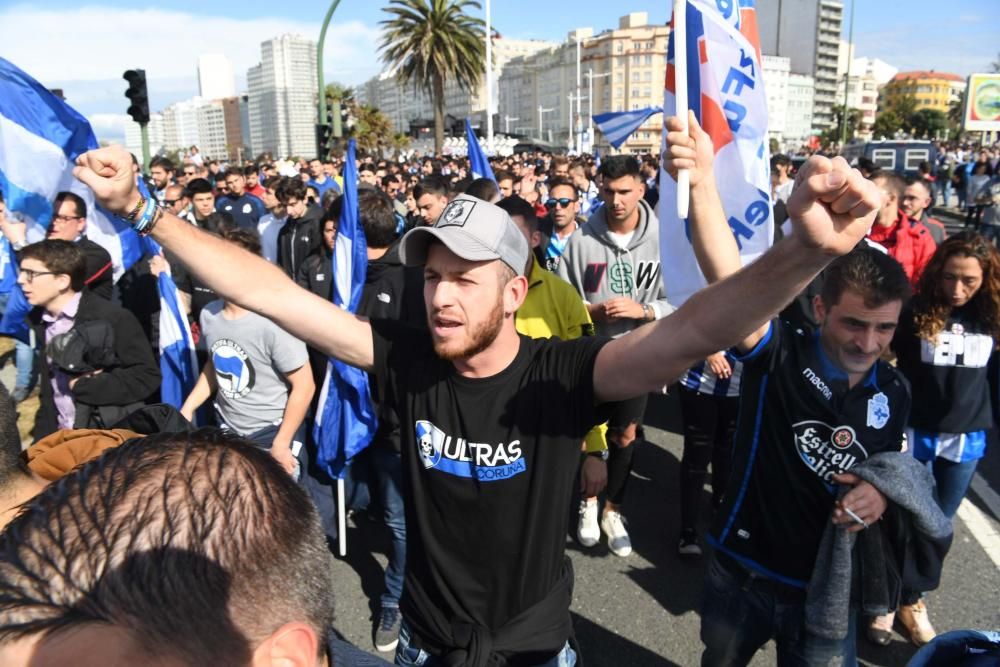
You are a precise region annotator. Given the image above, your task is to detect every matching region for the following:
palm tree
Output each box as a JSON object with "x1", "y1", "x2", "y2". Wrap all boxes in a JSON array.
[{"x1": 379, "y1": 0, "x2": 486, "y2": 154}]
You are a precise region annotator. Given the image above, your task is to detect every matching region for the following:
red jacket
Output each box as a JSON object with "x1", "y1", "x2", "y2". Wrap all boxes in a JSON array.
[{"x1": 866, "y1": 211, "x2": 937, "y2": 287}]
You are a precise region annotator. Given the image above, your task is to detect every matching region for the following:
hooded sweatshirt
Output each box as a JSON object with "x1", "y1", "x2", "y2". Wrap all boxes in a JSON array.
[{"x1": 556, "y1": 198, "x2": 672, "y2": 338}]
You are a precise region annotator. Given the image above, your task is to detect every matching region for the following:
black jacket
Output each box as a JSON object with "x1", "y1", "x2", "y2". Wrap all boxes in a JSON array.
[
  {"x1": 78, "y1": 237, "x2": 114, "y2": 301},
  {"x1": 358, "y1": 241, "x2": 425, "y2": 453},
  {"x1": 296, "y1": 246, "x2": 334, "y2": 300},
  {"x1": 277, "y1": 204, "x2": 324, "y2": 279},
  {"x1": 31, "y1": 291, "x2": 161, "y2": 439}
]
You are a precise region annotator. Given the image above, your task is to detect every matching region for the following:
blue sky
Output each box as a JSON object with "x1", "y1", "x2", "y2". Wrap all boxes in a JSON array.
[{"x1": 1, "y1": 0, "x2": 996, "y2": 141}]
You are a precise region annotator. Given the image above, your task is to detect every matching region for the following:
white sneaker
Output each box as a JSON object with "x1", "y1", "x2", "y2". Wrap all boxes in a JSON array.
[
  {"x1": 577, "y1": 499, "x2": 599, "y2": 547},
  {"x1": 600, "y1": 510, "x2": 632, "y2": 557}
]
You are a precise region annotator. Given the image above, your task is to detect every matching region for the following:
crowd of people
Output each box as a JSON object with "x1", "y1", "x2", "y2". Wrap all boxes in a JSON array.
[{"x1": 0, "y1": 121, "x2": 996, "y2": 667}]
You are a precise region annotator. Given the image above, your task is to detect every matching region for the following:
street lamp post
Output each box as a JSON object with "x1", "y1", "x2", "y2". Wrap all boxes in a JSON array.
[
  {"x1": 485, "y1": 0, "x2": 494, "y2": 146},
  {"x1": 504, "y1": 116, "x2": 519, "y2": 134},
  {"x1": 575, "y1": 37, "x2": 582, "y2": 154},
  {"x1": 538, "y1": 105, "x2": 554, "y2": 141},
  {"x1": 317, "y1": 0, "x2": 344, "y2": 147},
  {"x1": 585, "y1": 68, "x2": 611, "y2": 148},
  {"x1": 839, "y1": 0, "x2": 856, "y2": 147}
]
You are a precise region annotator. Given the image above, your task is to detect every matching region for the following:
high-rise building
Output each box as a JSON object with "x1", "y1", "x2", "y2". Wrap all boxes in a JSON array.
[
  {"x1": 356, "y1": 37, "x2": 555, "y2": 140},
  {"x1": 196, "y1": 102, "x2": 228, "y2": 161},
  {"x1": 220, "y1": 97, "x2": 248, "y2": 163},
  {"x1": 785, "y1": 73, "x2": 817, "y2": 149},
  {"x1": 198, "y1": 54, "x2": 237, "y2": 100},
  {"x1": 835, "y1": 54, "x2": 897, "y2": 141},
  {"x1": 247, "y1": 34, "x2": 318, "y2": 158},
  {"x1": 124, "y1": 112, "x2": 165, "y2": 159},
  {"x1": 162, "y1": 98, "x2": 204, "y2": 153},
  {"x1": 762, "y1": 55, "x2": 791, "y2": 147},
  {"x1": 499, "y1": 13, "x2": 671, "y2": 154},
  {"x1": 757, "y1": 0, "x2": 843, "y2": 134}
]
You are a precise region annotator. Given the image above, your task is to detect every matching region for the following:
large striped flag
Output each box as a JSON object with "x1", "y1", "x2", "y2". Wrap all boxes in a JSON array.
[
  {"x1": 465, "y1": 119, "x2": 496, "y2": 184},
  {"x1": 0, "y1": 57, "x2": 196, "y2": 407},
  {"x1": 660, "y1": 0, "x2": 773, "y2": 305},
  {"x1": 593, "y1": 106, "x2": 663, "y2": 149},
  {"x1": 313, "y1": 139, "x2": 377, "y2": 479}
]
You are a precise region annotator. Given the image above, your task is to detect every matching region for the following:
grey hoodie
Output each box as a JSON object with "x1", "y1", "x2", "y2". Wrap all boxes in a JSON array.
[{"x1": 556, "y1": 199, "x2": 672, "y2": 339}]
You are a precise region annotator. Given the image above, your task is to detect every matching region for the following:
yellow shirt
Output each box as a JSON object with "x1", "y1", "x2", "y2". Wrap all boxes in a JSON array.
[{"x1": 515, "y1": 257, "x2": 608, "y2": 453}]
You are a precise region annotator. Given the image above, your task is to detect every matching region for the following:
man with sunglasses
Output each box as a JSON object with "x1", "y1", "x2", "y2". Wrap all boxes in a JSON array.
[
  {"x1": 538, "y1": 177, "x2": 582, "y2": 272},
  {"x1": 178, "y1": 165, "x2": 198, "y2": 187}
]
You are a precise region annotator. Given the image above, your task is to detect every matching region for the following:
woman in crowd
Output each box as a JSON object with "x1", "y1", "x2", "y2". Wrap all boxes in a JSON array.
[{"x1": 871, "y1": 232, "x2": 1000, "y2": 647}]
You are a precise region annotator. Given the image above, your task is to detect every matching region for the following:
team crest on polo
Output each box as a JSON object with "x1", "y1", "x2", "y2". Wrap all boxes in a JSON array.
[
  {"x1": 793, "y1": 420, "x2": 869, "y2": 482},
  {"x1": 438, "y1": 199, "x2": 475, "y2": 227},
  {"x1": 413, "y1": 420, "x2": 526, "y2": 482},
  {"x1": 867, "y1": 392, "x2": 890, "y2": 429}
]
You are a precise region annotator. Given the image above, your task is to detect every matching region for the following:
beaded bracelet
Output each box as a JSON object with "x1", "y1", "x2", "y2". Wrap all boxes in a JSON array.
[
  {"x1": 123, "y1": 195, "x2": 146, "y2": 221},
  {"x1": 141, "y1": 205, "x2": 164, "y2": 237}
]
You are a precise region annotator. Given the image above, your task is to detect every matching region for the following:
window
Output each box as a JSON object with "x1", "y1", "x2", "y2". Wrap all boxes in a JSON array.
[
  {"x1": 632, "y1": 71, "x2": 640, "y2": 82},
  {"x1": 644, "y1": 71, "x2": 652, "y2": 82},
  {"x1": 905, "y1": 149, "x2": 930, "y2": 172},
  {"x1": 871, "y1": 148, "x2": 896, "y2": 170},
  {"x1": 631, "y1": 87, "x2": 639, "y2": 97},
  {"x1": 645, "y1": 54, "x2": 652, "y2": 65},
  {"x1": 615, "y1": 72, "x2": 624, "y2": 83},
  {"x1": 615, "y1": 43, "x2": 623, "y2": 53},
  {"x1": 632, "y1": 55, "x2": 640, "y2": 66}
]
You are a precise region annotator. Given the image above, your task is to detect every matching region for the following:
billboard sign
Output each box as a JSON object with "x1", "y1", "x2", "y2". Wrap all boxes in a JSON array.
[{"x1": 964, "y1": 74, "x2": 1000, "y2": 132}]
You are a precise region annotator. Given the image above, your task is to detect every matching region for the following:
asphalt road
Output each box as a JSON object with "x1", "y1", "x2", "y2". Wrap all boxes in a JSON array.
[{"x1": 327, "y1": 390, "x2": 1000, "y2": 667}]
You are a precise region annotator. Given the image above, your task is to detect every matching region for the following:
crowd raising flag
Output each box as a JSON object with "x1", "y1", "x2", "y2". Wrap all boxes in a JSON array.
[
  {"x1": 313, "y1": 138, "x2": 378, "y2": 481},
  {"x1": 0, "y1": 57, "x2": 195, "y2": 404},
  {"x1": 593, "y1": 106, "x2": 663, "y2": 150},
  {"x1": 659, "y1": 0, "x2": 773, "y2": 305},
  {"x1": 465, "y1": 118, "x2": 496, "y2": 183}
]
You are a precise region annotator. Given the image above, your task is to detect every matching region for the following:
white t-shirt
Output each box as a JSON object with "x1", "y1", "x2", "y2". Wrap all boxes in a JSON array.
[{"x1": 257, "y1": 213, "x2": 287, "y2": 263}]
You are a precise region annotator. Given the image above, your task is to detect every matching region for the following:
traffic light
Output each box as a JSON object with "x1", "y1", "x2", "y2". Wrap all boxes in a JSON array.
[
  {"x1": 316, "y1": 123, "x2": 332, "y2": 158},
  {"x1": 123, "y1": 69, "x2": 150, "y2": 125}
]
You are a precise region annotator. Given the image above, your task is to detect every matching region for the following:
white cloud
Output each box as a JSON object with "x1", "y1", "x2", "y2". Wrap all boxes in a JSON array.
[
  {"x1": 88, "y1": 113, "x2": 128, "y2": 139},
  {"x1": 0, "y1": 5, "x2": 383, "y2": 99}
]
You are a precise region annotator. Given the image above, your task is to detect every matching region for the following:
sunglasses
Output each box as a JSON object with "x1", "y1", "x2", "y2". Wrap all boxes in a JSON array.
[{"x1": 545, "y1": 198, "x2": 577, "y2": 209}]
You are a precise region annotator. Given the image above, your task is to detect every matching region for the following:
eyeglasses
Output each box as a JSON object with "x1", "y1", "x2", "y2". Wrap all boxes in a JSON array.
[
  {"x1": 52, "y1": 214, "x2": 83, "y2": 223},
  {"x1": 163, "y1": 199, "x2": 181, "y2": 206},
  {"x1": 18, "y1": 268, "x2": 57, "y2": 282},
  {"x1": 544, "y1": 198, "x2": 577, "y2": 209}
]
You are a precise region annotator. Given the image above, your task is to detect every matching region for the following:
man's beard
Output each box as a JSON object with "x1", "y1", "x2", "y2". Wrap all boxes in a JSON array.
[{"x1": 431, "y1": 298, "x2": 505, "y2": 361}]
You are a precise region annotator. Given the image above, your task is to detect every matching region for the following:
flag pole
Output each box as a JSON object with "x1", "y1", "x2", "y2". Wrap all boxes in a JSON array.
[
  {"x1": 673, "y1": 0, "x2": 690, "y2": 219},
  {"x1": 338, "y1": 476, "x2": 347, "y2": 556}
]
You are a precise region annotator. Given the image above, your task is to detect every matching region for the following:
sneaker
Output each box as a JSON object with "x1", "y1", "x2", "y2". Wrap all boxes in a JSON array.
[
  {"x1": 898, "y1": 599, "x2": 936, "y2": 647},
  {"x1": 600, "y1": 510, "x2": 632, "y2": 557},
  {"x1": 577, "y1": 499, "x2": 599, "y2": 547},
  {"x1": 374, "y1": 606, "x2": 401, "y2": 653},
  {"x1": 677, "y1": 530, "x2": 702, "y2": 557},
  {"x1": 867, "y1": 612, "x2": 895, "y2": 646}
]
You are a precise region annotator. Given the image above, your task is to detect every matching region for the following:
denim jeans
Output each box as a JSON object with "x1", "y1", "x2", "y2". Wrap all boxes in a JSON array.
[
  {"x1": 701, "y1": 553, "x2": 855, "y2": 667},
  {"x1": 0, "y1": 290, "x2": 36, "y2": 391},
  {"x1": 371, "y1": 447, "x2": 406, "y2": 609},
  {"x1": 929, "y1": 457, "x2": 979, "y2": 520},
  {"x1": 394, "y1": 621, "x2": 576, "y2": 667}
]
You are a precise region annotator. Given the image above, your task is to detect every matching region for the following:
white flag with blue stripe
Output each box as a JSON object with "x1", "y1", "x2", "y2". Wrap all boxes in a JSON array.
[
  {"x1": 313, "y1": 139, "x2": 378, "y2": 479},
  {"x1": 0, "y1": 57, "x2": 144, "y2": 340},
  {"x1": 593, "y1": 107, "x2": 663, "y2": 149},
  {"x1": 465, "y1": 119, "x2": 496, "y2": 184}
]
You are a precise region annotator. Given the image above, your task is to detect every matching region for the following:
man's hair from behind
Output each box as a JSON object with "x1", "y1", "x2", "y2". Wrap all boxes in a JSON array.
[
  {"x1": 464, "y1": 178, "x2": 500, "y2": 203},
  {"x1": 496, "y1": 196, "x2": 538, "y2": 233},
  {"x1": 0, "y1": 382, "x2": 25, "y2": 491},
  {"x1": 820, "y1": 245, "x2": 911, "y2": 310},
  {"x1": 358, "y1": 189, "x2": 399, "y2": 249},
  {"x1": 220, "y1": 227, "x2": 263, "y2": 257},
  {"x1": 871, "y1": 170, "x2": 906, "y2": 201},
  {"x1": 0, "y1": 429, "x2": 335, "y2": 664},
  {"x1": 52, "y1": 191, "x2": 86, "y2": 220},
  {"x1": 598, "y1": 155, "x2": 641, "y2": 181},
  {"x1": 19, "y1": 240, "x2": 86, "y2": 292}
]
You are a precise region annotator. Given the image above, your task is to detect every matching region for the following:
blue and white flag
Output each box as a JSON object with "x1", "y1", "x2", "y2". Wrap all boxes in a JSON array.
[
  {"x1": 465, "y1": 119, "x2": 496, "y2": 184},
  {"x1": 660, "y1": 0, "x2": 773, "y2": 306},
  {"x1": 0, "y1": 57, "x2": 144, "y2": 340},
  {"x1": 156, "y1": 268, "x2": 198, "y2": 410},
  {"x1": 593, "y1": 107, "x2": 663, "y2": 149},
  {"x1": 313, "y1": 139, "x2": 377, "y2": 479}
]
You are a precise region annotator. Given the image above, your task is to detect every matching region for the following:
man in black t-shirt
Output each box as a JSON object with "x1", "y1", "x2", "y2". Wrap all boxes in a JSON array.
[
  {"x1": 74, "y1": 144, "x2": 885, "y2": 667},
  {"x1": 664, "y1": 115, "x2": 913, "y2": 666}
]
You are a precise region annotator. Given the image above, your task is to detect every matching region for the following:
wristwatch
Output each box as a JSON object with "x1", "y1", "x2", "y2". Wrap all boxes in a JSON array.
[
  {"x1": 587, "y1": 449, "x2": 609, "y2": 461},
  {"x1": 642, "y1": 304, "x2": 654, "y2": 321}
]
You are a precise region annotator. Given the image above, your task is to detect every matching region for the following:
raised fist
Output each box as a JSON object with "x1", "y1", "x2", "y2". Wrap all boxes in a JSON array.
[
  {"x1": 786, "y1": 156, "x2": 880, "y2": 257},
  {"x1": 73, "y1": 146, "x2": 142, "y2": 217}
]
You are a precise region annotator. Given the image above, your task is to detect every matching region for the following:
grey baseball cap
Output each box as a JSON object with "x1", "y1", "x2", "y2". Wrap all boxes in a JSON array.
[{"x1": 399, "y1": 194, "x2": 530, "y2": 276}]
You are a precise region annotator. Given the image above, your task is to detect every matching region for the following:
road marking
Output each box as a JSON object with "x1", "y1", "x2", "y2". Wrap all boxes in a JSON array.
[{"x1": 957, "y1": 495, "x2": 1000, "y2": 570}]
